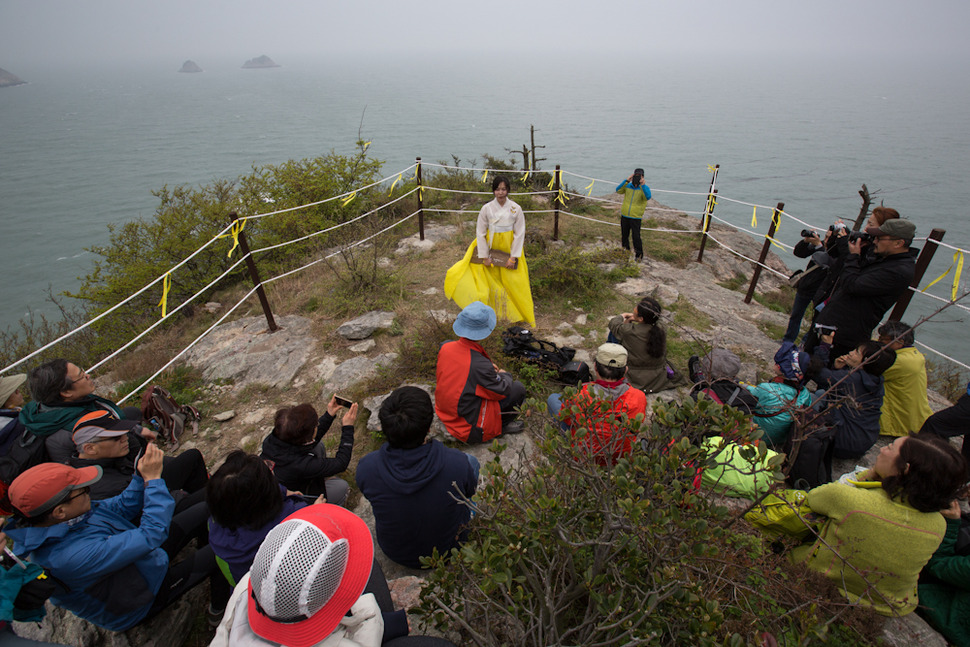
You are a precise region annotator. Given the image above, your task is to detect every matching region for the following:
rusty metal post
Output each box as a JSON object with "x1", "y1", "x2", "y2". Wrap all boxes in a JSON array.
[
  {"x1": 230, "y1": 212, "x2": 278, "y2": 332},
  {"x1": 744, "y1": 202, "x2": 784, "y2": 304},
  {"x1": 416, "y1": 157, "x2": 424, "y2": 241},
  {"x1": 889, "y1": 228, "x2": 946, "y2": 321},
  {"x1": 552, "y1": 164, "x2": 561, "y2": 241},
  {"x1": 696, "y1": 164, "x2": 719, "y2": 263}
]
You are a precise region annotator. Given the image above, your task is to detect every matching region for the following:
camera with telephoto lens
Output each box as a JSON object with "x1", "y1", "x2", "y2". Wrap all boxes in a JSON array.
[
  {"x1": 848, "y1": 230, "x2": 873, "y2": 244},
  {"x1": 829, "y1": 222, "x2": 847, "y2": 233},
  {"x1": 801, "y1": 229, "x2": 816, "y2": 238}
]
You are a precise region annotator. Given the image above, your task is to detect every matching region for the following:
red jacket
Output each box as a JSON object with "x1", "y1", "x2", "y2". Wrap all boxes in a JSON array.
[
  {"x1": 435, "y1": 338, "x2": 513, "y2": 443},
  {"x1": 561, "y1": 380, "x2": 647, "y2": 464}
]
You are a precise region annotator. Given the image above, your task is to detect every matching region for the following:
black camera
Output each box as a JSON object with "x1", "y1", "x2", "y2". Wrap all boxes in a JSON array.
[
  {"x1": 829, "y1": 222, "x2": 847, "y2": 233},
  {"x1": 848, "y1": 230, "x2": 873, "y2": 244},
  {"x1": 801, "y1": 229, "x2": 816, "y2": 238}
]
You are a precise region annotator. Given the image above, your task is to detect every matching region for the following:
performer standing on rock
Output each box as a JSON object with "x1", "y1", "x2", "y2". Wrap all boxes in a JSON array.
[
  {"x1": 444, "y1": 175, "x2": 536, "y2": 327},
  {"x1": 616, "y1": 168, "x2": 651, "y2": 261}
]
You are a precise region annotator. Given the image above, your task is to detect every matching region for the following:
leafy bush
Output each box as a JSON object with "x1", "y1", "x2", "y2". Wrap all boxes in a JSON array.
[
  {"x1": 417, "y1": 397, "x2": 878, "y2": 647},
  {"x1": 529, "y1": 246, "x2": 637, "y2": 311}
]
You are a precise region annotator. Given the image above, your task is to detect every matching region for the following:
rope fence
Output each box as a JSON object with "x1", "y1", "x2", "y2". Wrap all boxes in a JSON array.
[{"x1": 5, "y1": 158, "x2": 970, "y2": 391}]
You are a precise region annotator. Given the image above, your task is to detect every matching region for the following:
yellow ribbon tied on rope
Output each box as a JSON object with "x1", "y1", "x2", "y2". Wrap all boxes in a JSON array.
[
  {"x1": 751, "y1": 206, "x2": 757, "y2": 228},
  {"x1": 388, "y1": 173, "x2": 403, "y2": 196},
  {"x1": 481, "y1": 169, "x2": 489, "y2": 184},
  {"x1": 522, "y1": 170, "x2": 530, "y2": 183},
  {"x1": 708, "y1": 165, "x2": 716, "y2": 174},
  {"x1": 923, "y1": 250, "x2": 965, "y2": 301},
  {"x1": 771, "y1": 210, "x2": 781, "y2": 233},
  {"x1": 765, "y1": 235, "x2": 786, "y2": 252},
  {"x1": 341, "y1": 191, "x2": 357, "y2": 207},
  {"x1": 585, "y1": 179, "x2": 595, "y2": 196},
  {"x1": 225, "y1": 218, "x2": 247, "y2": 258},
  {"x1": 157, "y1": 272, "x2": 171, "y2": 319},
  {"x1": 361, "y1": 141, "x2": 372, "y2": 152},
  {"x1": 705, "y1": 194, "x2": 717, "y2": 215},
  {"x1": 547, "y1": 174, "x2": 556, "y2": 190}
]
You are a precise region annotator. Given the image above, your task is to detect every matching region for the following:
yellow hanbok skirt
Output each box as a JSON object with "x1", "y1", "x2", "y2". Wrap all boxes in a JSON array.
[{"x1": 444, "y1": 230, "x2": 536, "y2": 327}]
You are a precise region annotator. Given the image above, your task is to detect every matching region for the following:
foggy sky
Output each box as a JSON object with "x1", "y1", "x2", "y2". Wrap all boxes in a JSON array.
[{"x1": 3, "y1": 0, "x2": 970, "y2": 71}]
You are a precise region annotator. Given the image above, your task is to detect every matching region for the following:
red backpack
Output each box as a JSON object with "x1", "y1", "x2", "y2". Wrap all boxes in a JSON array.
[{"x1": 140, "y1": 385, "x2": 200, "y2": 449}]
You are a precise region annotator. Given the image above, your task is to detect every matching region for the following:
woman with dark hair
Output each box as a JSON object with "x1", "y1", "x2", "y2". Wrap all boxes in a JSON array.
[
  {"x1": 259, "y1": 397, "x2": 358, "y2": 504},
  {"x1": 206, "y1": 451, "x2": 310, "y2": 585},
  {"x1": 607, "y1": 297, "x2": 684, "y2": 393},
  {"x1": 616, "y1": 168, "x2": 651, "y2": 261},
  {"x1": 444, "y1": 174, "x2": 535, "y2": 326},
  {"x1": 792, "y1": 432, "x2": 967, "y2": 617}
]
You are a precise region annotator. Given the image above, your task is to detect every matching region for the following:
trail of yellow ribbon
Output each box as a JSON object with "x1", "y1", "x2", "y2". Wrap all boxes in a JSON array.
[
  {"x1": 765, "y1": 235, "x2": 786, "y2": 251},
  {"x1": 361, "y1": 141, "x2": 371, "y2": 152},
  {"x1": 481, "y1": 169, "x2": 489, "y2": 184},
  {"x1": 223, "y1": 218, "x2": 247, "y2": 258},
  {"x1": 585, "y1": 179, "x2": 595, "y2": 196},
  {"x1": 388, "y1": 173, "x2": 402, "y2": 196},
  {"x1": 341, "y1": 191, "x2": 357, "y2": 206},
  {"x1": 923, "y1": 250, "x2": 965, "y2": 301},
  {"x1": 751, "y1": 207, "x2": 757, "y2": 228},
  {"x1": 705, "y1": 194, "x2": 717, "y2": 214},
  {"x1": 157, "y1": 273, "x2": 171, "y2": 319},
  {"x1": 771, "y1": 211, "x2": 781, "y2": 233},
  {"x1": 707, "y1": 165, "x2": 716, "y2": 174},
  {"x1": 522, "y1": 170, "x2": 530, "y2": 183},
  {"x1": 547, "y1": 174, "x2": 555, "y2": 190}
]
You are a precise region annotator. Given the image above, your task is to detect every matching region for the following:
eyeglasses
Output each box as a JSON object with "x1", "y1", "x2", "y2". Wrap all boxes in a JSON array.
[
  {"x1": 66, "y1": 487, "x2": 90, "y2": 502},
  {"x1": 67, "y1": 370, "x2": 91, "y2": 385}
]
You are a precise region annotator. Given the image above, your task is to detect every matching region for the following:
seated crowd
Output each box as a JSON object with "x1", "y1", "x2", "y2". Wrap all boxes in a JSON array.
[{"x1": 3, "y1": 209, "x2": 970, "y2": 644}]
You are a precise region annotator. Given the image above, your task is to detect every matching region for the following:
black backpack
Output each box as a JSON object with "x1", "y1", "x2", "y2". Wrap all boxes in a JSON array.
[
  {"x1": 689, "y1": 379, "x2": 759, "y2": 415},
  {"x1": 141, "y1": 385, "x2": 200, "y2": 449},
  {"x1": 0, "y1": 428, "x2": 51, "y2": 515},
  {"x1": 501, "y1": 326, "x2": 590, "y2": 385},
  {"x1": 783, "y1": 409, "x2": 837, "y2": 490}
]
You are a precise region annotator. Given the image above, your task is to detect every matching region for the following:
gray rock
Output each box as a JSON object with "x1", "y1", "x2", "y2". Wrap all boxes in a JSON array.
[
  {"x1": 574, "y1": 313, "x2": 588, "y2": 326},
  {"x1": 238, "y1": 433, "x2": 254, "y2": 449},
  {"x1": 615, "y1": 277, "x2": 651, "y2": 297},
  {"x1": 377, "y1": 257, "x2": 393, "y2": 268},
  {"x1": 395, "y1": 225, "x2": 459, "y2": 255},
  {"x1": 654, "y1": 284, "x2": 680, "y2": 305},
  {"x1": 324, "y1": 353, "x2": 398, "y2": 393},
  {"x1": 336, "y1": 311, "x2": 396, "y2": 340},
  {"x1": 203, "y1": 301, "x2": 221, "y2": 313},
  {"x1": 213, "y1": 410, "x2": 235, "y2": 422},
  {"x1": 421, "y1": 287, "x2": 439, "y2": 296},
  {"x1": 14, "y1": 586, "x2": 205, "y2": 647},
  {"x1": 350, "y1": 339, "x2": 376, "y2": 353},
  {"x1": 428, "y1": 310, "x2": 456, "y2": 324},
  {"x1": 363, "y1": 384, "x2": 446, "y2": 440},
  {"x1": 880, "y1": 613, "x2": 947, "y2": 647},
  {"x1": 183, "y1": 315, "x2": 314, "y2": 389}
]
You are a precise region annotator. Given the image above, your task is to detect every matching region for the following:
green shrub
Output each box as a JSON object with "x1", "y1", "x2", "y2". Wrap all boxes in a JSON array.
[{"x1": 417, "y1": 397, "x2": 878, "y2": 646}]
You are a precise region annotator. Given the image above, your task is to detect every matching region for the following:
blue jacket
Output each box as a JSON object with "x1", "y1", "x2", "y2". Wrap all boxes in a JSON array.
[
  {"x1": 746, "y1": 381, "x2": 812, "y2": 448},
  {"x1": 4, "y1": 476, "x2": 174, "y2": 631},
  {"x1": 356, "y1": 440, "x2": 476, "y2": 568},
  {"x1": 813, "y1": 344, "x2": 885, "y2": 459}
]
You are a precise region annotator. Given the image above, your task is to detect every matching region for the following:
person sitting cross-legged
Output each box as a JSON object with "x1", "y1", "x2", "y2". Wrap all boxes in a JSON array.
[
  {"x1": 434, "y1": 301, "x2": 526, "y2": 443},
  {"x1": 547, "y1": 343, "x2": 647, "y2": 465},
  {"x1": 356, "y1": 387, "x2": 478, "y2": 569},
  {"x1": 3, "y1": 446, "x2": 228, "y2": 632}
]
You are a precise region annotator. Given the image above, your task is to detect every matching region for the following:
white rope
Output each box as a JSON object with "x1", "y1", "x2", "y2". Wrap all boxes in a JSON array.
[
  {"x1": 250, "y1": 187, "x2": 418, "y2": 255},
  {"x1": 423, "y1": 186, "x2": 557, "y2": 198},
  {"x1": 915, "y1": 341, "x2": 970, "y2": 372},
  {"x1": 0, "y1": 219, "x2": 236, "y2": 376},
  {"x1": 420, "y1": 162, "x2": 535, "y2": 174},
  {"x1": 422, "y1": 208, "x2": 557, "y2": 216},
  {"x1": 928, "y1": 238, "x2": 970, "y2": 254},
  {"x1": 263, "y1": 210, "x2": 420, "y2": 285},
  {"x1": 116, "y1": 285, "x2": 260, "y2": 404},
  {"x1": 242, "y1": 164, "x2": 417, "y2": 221},
  {"x1": 558, "y1": 170, "x2": 708, "y2": 196},
  {"x1": 712, "y1": 195, "x2": 828, "y2": 233},
  {"x1": 709, "y1": 215, "x2": 794, "y2": 252},
  {"x1": 86, "y1": 257, "x2": 248, "y2": 375},
  {"x1": 904, "y1": 284, "x2": 970, "y2": 314},
  {"x1": 704, "y1": 232, "x2": 789, "y2": 280}
]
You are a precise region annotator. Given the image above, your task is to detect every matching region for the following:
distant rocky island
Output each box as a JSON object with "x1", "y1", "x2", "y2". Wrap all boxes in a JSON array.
[
  {"x1": 178, "y1": 60, "x2": 203, "y2": 73},
  {"x1": 242, "y1": 55, "x2": 280, "y2": 69},
  {"x1": 0, "y1": 68, "x2": 27, "y2": 88}
]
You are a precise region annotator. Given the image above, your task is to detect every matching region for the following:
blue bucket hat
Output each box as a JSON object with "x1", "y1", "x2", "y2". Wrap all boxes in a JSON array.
[
  {"x1": 453, "y1": 301, "x2": 497, "y2": 341},
  {"x1": 774, "y1": 341, "x2": 809, "y2": 383}
]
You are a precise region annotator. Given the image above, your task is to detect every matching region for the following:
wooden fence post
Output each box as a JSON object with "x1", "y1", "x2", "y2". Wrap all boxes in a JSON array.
[
  {"x1": 416, "y1": 157, "x2": 424, "y2": 241},
  {"x1": 744, "y1": 202, "x2": 784, "y2": 304},
  {"x1": 553, "y1": 164, "x2": 561, "y2": 241},
  {"x1": 230, "y1": 211, "x2": 278, "y2": 332},
  {"x1": 696, "y1": 164, "x2": 719, "y2": 263},
  {"x1": 889, "y1": 228, "x2": 946, "y2": 321}
]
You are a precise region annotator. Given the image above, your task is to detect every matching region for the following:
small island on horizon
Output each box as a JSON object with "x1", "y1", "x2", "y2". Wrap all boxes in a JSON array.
[
  {"x1": 0, "y1": 67, "x2": 27, "y2": 87},
  {"x1": 178, "y1": 60, "x2": 203, "y2": 73},
  {"x1": 242, "y1": 55, "x2": 280, "y2": 69}
]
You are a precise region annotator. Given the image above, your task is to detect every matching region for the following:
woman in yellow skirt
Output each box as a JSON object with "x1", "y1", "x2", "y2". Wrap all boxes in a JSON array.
[{"x1": 444, "y1": 175, "x2": 536, "y2": 326}]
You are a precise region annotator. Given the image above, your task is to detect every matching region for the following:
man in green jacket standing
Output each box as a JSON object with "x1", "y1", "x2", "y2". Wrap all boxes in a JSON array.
[{"x1": 616, "y1": 168, "x2": 651, "y2": 261}]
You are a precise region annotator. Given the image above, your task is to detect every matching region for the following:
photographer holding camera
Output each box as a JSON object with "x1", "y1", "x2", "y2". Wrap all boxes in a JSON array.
[
  {"x1": 783, "y1": 222, "x2": 844, "y2": 343},
  {"x1": 803, "y1": 212, "x2": 917, "y2": 360}
]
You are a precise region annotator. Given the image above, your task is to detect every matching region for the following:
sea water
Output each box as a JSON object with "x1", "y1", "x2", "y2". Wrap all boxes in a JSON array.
[{"x1": 2, "y1": 53, "x2": 969, "y2": 367}]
